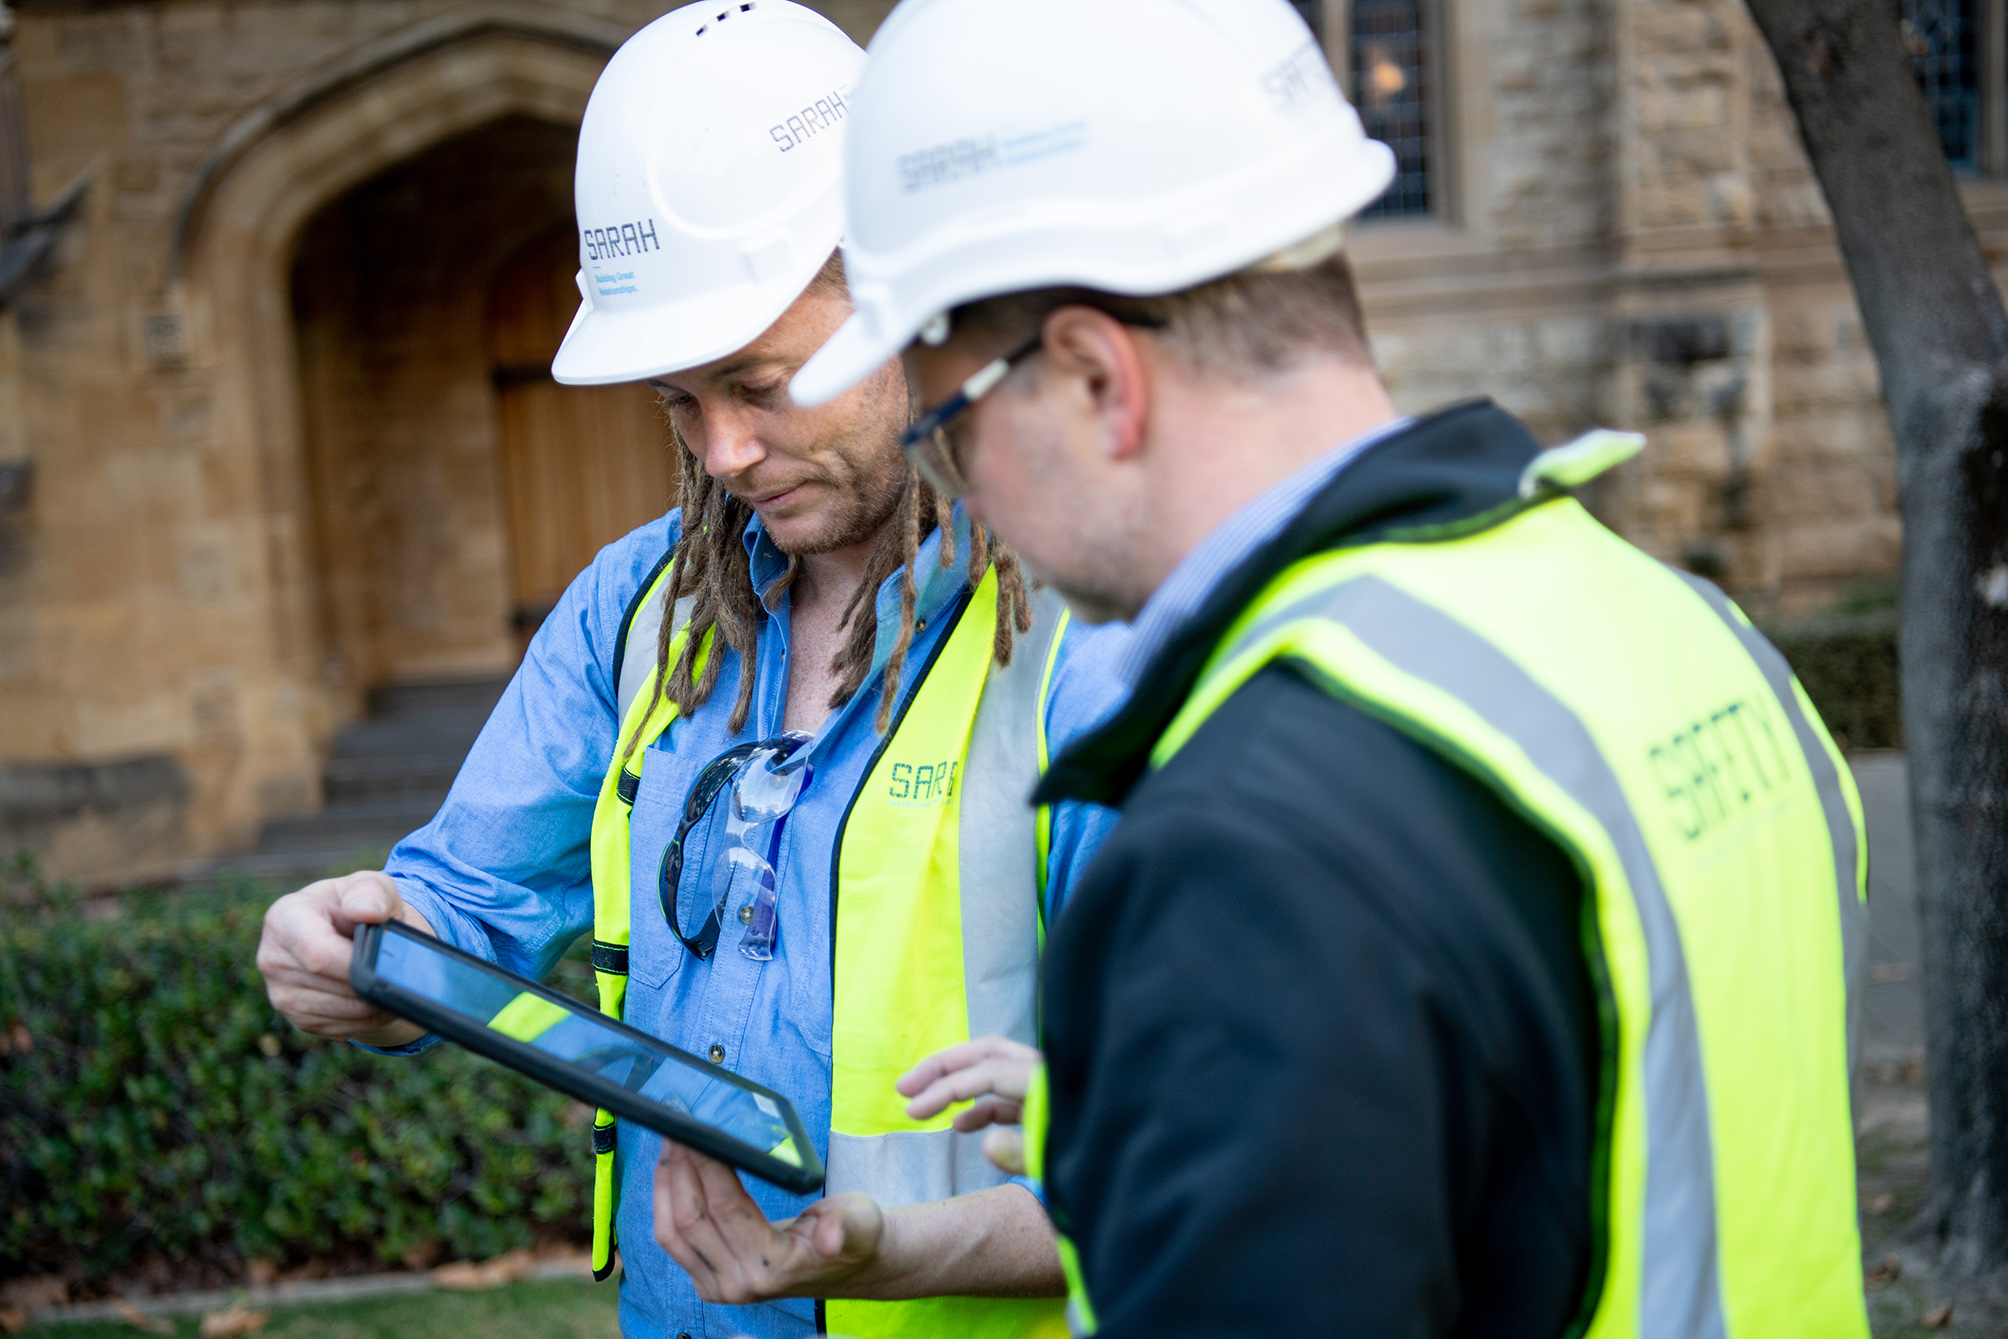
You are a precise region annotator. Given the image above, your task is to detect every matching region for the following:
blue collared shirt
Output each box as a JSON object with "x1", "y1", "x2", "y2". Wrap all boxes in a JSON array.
[
  {"x1": 381, "y1": 508, "x2": 1129, "y2": 1338},
  {"x1": 1114, "y1": 418, "x2": 1413, "y2": 686}
]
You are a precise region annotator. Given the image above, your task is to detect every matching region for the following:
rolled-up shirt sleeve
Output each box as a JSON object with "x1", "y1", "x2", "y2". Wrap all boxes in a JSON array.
[{"x1": 375, "y1": 515, "x2": 680, "y2": 1045}]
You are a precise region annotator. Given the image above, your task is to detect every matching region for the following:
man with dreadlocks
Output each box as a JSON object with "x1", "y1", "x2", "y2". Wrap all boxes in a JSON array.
[{"x1": 253, "y1": 7, "x2": 1126, "y2": 1339}]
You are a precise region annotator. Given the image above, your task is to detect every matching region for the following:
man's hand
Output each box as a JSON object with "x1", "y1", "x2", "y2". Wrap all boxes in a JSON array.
[
  {"x1": 898, "y1": 1035, "x2": 1043, "y2": 1175},
  {"x1": 256, "y1": 871, "x2": 434, "y2": 1048},
  {"x1": 654, "y1": 1141, "x2": 885, "y2": 1303}
]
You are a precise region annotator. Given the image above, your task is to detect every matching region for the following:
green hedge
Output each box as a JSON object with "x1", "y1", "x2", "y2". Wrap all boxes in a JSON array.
[
  {"x1": 0, "y1": 867, "x2": 594, "y2": 1287},
  {"x1": 1763, "y1": 609, "x2": 1903, "y2": 753},
  {"x1": 0, "y1": 597, "x2": 1907, "y2": 1290}
]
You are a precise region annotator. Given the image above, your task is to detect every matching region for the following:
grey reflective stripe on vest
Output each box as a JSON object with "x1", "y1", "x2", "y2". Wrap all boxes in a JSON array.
[
  {"x1": 616, "y1": 588, "x2": 697, "y2": 727},
  {"x1": 1672, "y1": 570, "x2": 1868, "y2": 1071},
  {"x1": 826, "y1": 586, "x2": 1070, "y2": 1207},
  {"x1": 1220, "y1": 574, "x2": 1727, "y2": 1339},
  {"x1": 827, "y1": 1126, "x2": 1022, "y2": 1204},
  {"x1": 959, "y1": 585, "x2": 1068, "y2": 1043}
]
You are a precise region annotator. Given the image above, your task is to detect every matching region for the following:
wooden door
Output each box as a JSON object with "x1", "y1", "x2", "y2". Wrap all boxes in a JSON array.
[{"x1": 489, "y1": 226, "x2": 675, "y2": 643}]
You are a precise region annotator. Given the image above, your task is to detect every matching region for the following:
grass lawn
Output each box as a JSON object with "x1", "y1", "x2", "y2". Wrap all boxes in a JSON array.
[{"x1": 24, "y1": 1280, "x2": 619, "y2": 1339}]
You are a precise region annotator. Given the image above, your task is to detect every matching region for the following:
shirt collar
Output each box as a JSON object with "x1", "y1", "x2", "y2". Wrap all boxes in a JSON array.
[
  {"x1": 1115, "y1": 417, "x2": 1413, "y2": 686},
  {"x1": 741, "y1": 505, "x2": 973, "y2": 677}
]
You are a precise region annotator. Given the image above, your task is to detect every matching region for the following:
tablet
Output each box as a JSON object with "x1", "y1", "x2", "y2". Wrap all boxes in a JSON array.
[{"x1": 350, "y1": 920, "x2": 824, "y2": 1194}]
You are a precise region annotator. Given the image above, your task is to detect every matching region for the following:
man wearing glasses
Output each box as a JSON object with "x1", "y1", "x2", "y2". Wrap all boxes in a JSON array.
[
  {"x1": 796, "y1": 0, "x2": 1870, "y2": 1335},
  {"x1": 253, "y1": 6, "x2": 1123, "y2": 1338}
]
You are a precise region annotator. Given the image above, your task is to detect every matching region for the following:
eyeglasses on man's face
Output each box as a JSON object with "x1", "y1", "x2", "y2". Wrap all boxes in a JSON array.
[
  {"x1": 899, "y1": 314, "x2": 1167, "y2": 499},
  {"x1": 899, "y1": 334, "x2": 1046, "y2": 499}
]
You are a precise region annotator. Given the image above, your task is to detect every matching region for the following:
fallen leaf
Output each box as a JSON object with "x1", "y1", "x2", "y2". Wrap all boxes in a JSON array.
[
  {"x1": 1923, "y1": 1303, "x2": 1954, "y2": 1328},
  {"x1": 112, "y1": 1299, "x2": 174, "y2": 1335},
  {"x1": 0, "y1": 1277, "x2": 66, "y2": 1311},
  {"x1": 431, "y1": 1261, "x2": 496, "y2": 1291},
  {"x1": 1865, "y1": 1255, "x2": 1901, "y2": 1288},
  {"x1": 0, "y1": 1307, "x2": 26, "y2": 1334},
  {"x1": 1865, "y1": 1192, "x2": 1897, "y2": 1214},
  {"x1": 200, "y1": 1305, "x2": 270, "y2": 1337},
  {"x1": 434, "y1": 1249, "x2": 537, "y2": 1290},
  {"x1": 488, "y1": 1248, "x2": 536, "y2": 1283},
  {"x1": 399, "y1": 1240, "x2": 444, "y2": 1272}
]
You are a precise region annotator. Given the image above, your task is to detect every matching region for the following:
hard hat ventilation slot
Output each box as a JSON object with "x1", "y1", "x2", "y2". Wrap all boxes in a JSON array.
[{"x1": 695, "y1": 7, "x2": 751, "y2": 39}]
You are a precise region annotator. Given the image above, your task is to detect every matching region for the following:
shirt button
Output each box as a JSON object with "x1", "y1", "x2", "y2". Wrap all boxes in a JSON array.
[
  {"x1": 708, "y1": 1044, "x2": 725, "y2": 1064},
  {"x1": 738, "y1": 903, "x2": 754, "y2": 925}
]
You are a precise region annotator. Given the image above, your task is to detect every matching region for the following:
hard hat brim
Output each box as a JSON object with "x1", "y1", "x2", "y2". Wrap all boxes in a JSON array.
[
  {"x1": 790, "y1": 310, "x2": 898, "y2": 407},
  {"x1": 552, "y1": 271, "x2": 817, "y2": 387}
]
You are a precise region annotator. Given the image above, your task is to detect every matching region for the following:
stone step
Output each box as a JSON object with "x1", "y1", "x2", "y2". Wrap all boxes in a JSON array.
[
  {"x1": 179, "y1": 848, "x2": 396, "y2": 885},
  {"x1": 256, "y1": 795, "x2": 444, "y2": 855},
  {"x1": 218, "y1": 677, "x2": 508, "y2": 880},
  {"x1": 322, "y1": 753, "x2": 468, "y2": 802},
  {"x1": 330, "y1": 712, "x2": 490, "y2": 759},
  {"x1": 365, "y1": 678, "x2": 509, "y2": 718}
]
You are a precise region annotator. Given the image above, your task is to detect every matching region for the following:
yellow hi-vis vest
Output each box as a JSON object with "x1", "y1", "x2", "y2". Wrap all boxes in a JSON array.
[
  {"x1": 587, "y1": 554, "x2": 1071, "y2": 1339},
  {"x1": 1027, "y1": 439, "x2": 1869, "y2": 1338}
]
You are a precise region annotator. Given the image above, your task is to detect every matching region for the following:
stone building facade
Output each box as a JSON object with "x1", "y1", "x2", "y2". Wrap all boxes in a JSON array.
[{"x1": 0, "y1": 0, "x2": 1937, "y2": 881}]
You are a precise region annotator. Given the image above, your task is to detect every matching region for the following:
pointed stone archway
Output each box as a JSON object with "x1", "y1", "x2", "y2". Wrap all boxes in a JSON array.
[{"x1": 164, "y1": 9, "x2": 624, "y2": 850}]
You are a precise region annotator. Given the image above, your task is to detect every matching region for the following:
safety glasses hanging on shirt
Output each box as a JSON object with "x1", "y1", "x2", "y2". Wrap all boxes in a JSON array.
[{"x1": 659, "y1": 733, "x2": 812, "y2": 962}]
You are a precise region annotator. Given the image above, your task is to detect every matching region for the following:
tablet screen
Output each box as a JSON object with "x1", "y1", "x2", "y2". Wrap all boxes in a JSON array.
[{"x1": 359, "y1": 922, "x2": 818, "y2": 1188}]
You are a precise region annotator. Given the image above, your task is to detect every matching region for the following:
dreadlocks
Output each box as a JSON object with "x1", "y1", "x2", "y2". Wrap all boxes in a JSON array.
[{"x1": 620, "y1": 405, "x2": 1034, "y2": 762}]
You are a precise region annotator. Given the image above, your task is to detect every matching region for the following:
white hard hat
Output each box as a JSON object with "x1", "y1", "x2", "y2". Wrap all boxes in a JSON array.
[
  {"x1": 553, "y1": 0, "x2": 865, "y2": 386},
  {"x1": 791, "y1": 0, "x2": 1396, "y2": 407}
]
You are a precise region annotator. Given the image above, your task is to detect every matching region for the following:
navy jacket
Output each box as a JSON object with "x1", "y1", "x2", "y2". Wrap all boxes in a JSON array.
[{"x1": 1035, "y1": 403, "x2": 1602, "y2": 1337}]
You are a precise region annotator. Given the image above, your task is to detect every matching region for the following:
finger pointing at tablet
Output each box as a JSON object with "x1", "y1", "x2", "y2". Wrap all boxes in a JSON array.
[{"x1": 897, "y1": 1035, "x2": 1042, "y2": 1131}]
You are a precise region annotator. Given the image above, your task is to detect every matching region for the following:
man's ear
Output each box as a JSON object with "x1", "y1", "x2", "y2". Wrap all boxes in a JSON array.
[{"x1": 1040, "y1": 307, "x2": 1151, "y2": 461}]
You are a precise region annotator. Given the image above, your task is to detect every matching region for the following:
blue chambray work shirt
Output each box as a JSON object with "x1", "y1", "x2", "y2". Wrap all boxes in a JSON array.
[{"x1": 379, "y1": 506, "x2": 1129, "y2": 1339}]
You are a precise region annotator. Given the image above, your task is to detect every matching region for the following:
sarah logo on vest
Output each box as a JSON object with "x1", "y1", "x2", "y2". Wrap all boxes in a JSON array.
[{"x1": 887, "y1": 760, "x2": 959, "y2": 807}]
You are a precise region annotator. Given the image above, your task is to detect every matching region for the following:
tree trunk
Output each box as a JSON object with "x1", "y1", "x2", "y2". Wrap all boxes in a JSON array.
[{"x1": 1742, "y1": 0, "x2": 2008, "y2": 1273}]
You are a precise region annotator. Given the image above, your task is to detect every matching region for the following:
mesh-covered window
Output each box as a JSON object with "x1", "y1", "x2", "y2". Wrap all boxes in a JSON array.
[
  {"x1": 0, "y1": 47, "x2": 27, "y2": 239},
  {"x1": 1904, "y1": 0, "x2": 1980, "y2": 170},
  {"x1": 1286, "y1": 0, "x2": 1435, "y2": 218},
  {"x1": 1351, "y1": 0, "x2": 1432, "y2": 216}
]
